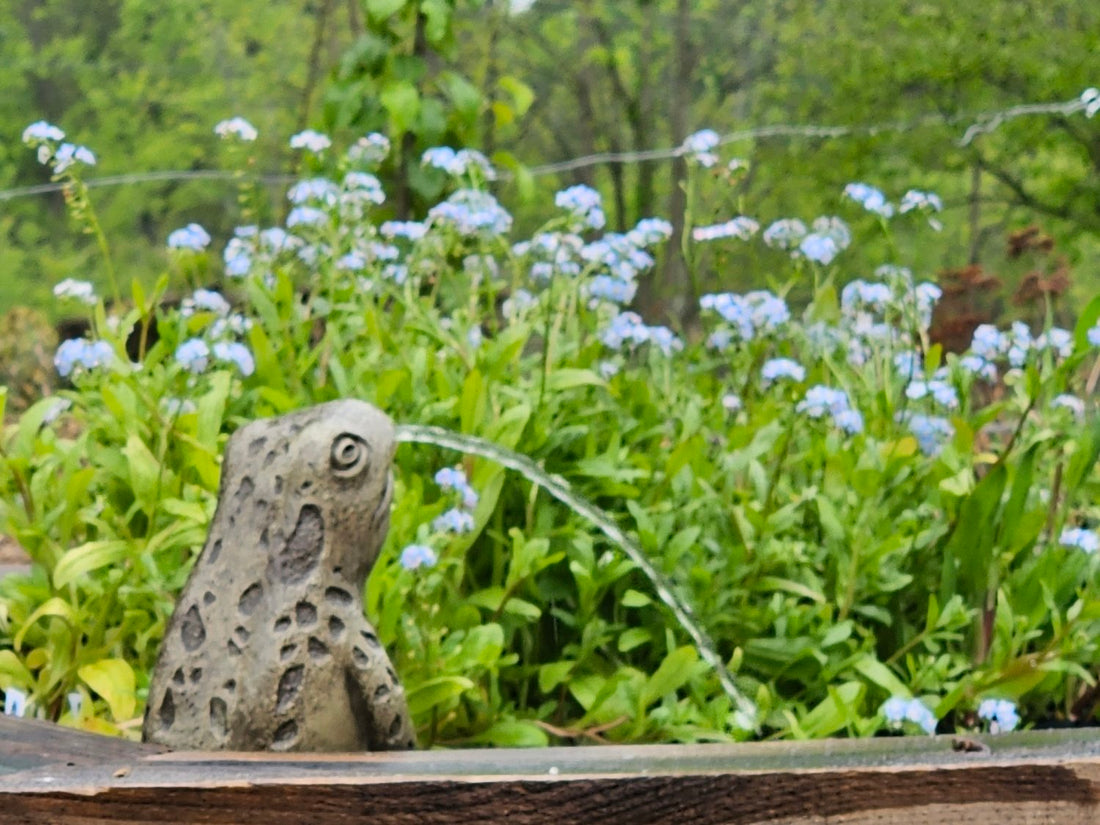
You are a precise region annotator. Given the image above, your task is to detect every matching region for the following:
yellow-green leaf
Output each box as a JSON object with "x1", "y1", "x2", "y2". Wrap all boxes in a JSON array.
[
  {"x1": 78, "y1": 658, "x2": 136, "y2": 723},
  {"x1": 546, "y1": 369, "x2": 606, "y2": 392},
  {"x1": 0, "y1": 650, "x2": 33, "y2": 688},
  {"x1": 52, "y1": 540, "x2": 129, "y2": 589},
  {"x1": 14, "y1": 597, "x2": 76, "y2": 650}
]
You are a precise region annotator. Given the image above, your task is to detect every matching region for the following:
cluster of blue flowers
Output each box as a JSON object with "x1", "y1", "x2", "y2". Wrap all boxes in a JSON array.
[
  {"x1": 513, "y1": 232, "x2": 584, "y2": 282},
  {"x1": 180, "y1": 288, "x2": 231, "y2": 317},
  {"x1": 686, "y1": 203, "x2": 852, "y2": 265},
  {"x1": 796, "y1": 386, "x2": 864, "y2": 435},
  {"x1": 844, "y1": 181, "x2": 944, "y2": 230},
  {"x1": 700, "y1": 290, "x2": 790, "y2": 345},
  {"x1": 22, "y1": 121, "x2": 96, "y2": 175},
  {"x1": 682, "y1": 129, "x2": 720, "y2": 167},
  {"x1": 223, "y1": 225, "x2": 305, "y2": 281},
  {"x1": 399, "y1": 467, "x2": 482, "y2": 572},
  {"x1": 398, "y1": 544, "x2": 437, "y2": 571},
  {"x1": 214, "y1": 117, "x2": 258, "y2": 142},
  {"x1": 881, "y1": 696, "x2": 937, "y2": 735},
  {"x1": 905, "y1": 379, "x2": 959, "y2": 410},
  {"x1": 1060, "y1": 527, "x2": 1099, "y2": 554},
  {"x1": 53, "y1": 278, "x2": 97, "y2": 306},
  {"x1": 348, "y1": 133, "x2": 391, "y2": 164},
  {"x1": 844, "y1": 182, "x2": 895, "y2": 218},
  {"x1": 555, "y1": 184, "x2": 606, "y2": 231},
  {"x1": 967, "y1": 321, "x2": 1075, "y2": 373},
  {"x1": 287, "y1": 177, "x2": 338, "y2": 205},
  {"x1": 828, "y1": 269, "x2": 944, "y2": 398},
  {"x1": 760, "y1": 358, "x2": 806, "y2": 385},
  {"x1": 600, "y1": 312, "x2": 681, "y2": 356},
  {"x1": 581, "y1": 232, "x2": 658, "y2": 283},
  {"x1": 54, "y1": 339, "x2": 114, "y2": 379},
  {"x1": 976, "y1": 699, "x2": 1020, "y2": 733},
  {"x1": 797, "y1": 216, "x2": 852, "y2": 265},
  {"x1": 761, "y1": 218, "x2": 807, "y2": 251},
  {"x1": 431, "y1": 466, "x2": 479, "y2": 534},
  {"x1": 429, "y1": 189, "x2": 513, "y2": 237},
  {"x1": 422, "y1": 146, "x2": 496, "y2": 180},
  {"x1": 692, "y1": 216, "x2": 759, "y2": 242},
  {"x1": 167, "y1": 223, "x2": 212, "y2": 252},
  {"x1": 840, "y1": 279, "x2": 892, "y2": 314},
  {"x1": 172, "y1": 285, "x2": 255, "y2": 378},
  {"x1": 900, "y1": 413, "x2": 955, "y2": 456},
  {"x1": 379, "y1": 220, "x2": 428, "y2": 241},
  {"x1": 289, "y1": 129, "x2": 332, "y2": 154}
]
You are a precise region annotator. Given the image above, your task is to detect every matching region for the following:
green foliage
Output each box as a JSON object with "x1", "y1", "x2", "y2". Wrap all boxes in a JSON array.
[
  {"x1": 0, "y1": 0, "x2": 339, "y2": 313},
  {"x1": 324, "y1": 0, "x2": 534, "y2": 215},
  {"x1": 2, "y1": 126, "x2": 1099, "y2": 745}
]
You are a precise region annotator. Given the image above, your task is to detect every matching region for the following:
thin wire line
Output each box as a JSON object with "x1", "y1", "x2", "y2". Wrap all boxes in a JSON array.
[
  {"x1": 0, "y1": 92, "x2": 1092, "y2": 202},
  {"x1": 0, "y1": 171, "x2": 297, "y2": 202}
]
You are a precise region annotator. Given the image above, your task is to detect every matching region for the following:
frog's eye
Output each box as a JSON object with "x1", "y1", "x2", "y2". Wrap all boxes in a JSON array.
[{"x1": 330, "y1": 433, "x2": 370, "y2": 478}]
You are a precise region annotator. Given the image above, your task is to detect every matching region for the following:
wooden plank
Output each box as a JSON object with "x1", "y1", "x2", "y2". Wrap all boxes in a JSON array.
[
  {"x1": 0, "y1": 717, "x2": 164, "y2": 776},
  {"x1": 1, "y1": 717, "x2": 1100, "y2": 824}
]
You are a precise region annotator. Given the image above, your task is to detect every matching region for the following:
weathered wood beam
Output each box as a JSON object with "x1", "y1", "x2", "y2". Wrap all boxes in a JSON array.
[{"x1": 2, "y1": 717, "x2": 1100, "y2": 823}]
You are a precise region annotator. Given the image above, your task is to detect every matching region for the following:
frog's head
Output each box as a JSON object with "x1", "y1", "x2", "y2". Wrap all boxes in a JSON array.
[{"x1": 225, "y1": 399, "x2": 396, "y2": 588}]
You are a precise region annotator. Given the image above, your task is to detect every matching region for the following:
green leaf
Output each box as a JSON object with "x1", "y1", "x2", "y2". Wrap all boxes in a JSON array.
[
  {"x1": 460, "y1": 623, "x2": 504, "y2": 667},
  {"x1": 487, "y1": 403, "x2": 531, "y2": 448},
  {"x1": 753, "y1": 576, "x2": 825, "y2": 604},
  {"x1": 498, "y1": 75, "x2": 535, "y2": 117},
  {"x1": 853, "y1": 655, "x2": 910, "y2": 697},
  {"x1": 123, "y1": 434, "x2": 160, "y2": 501},
  {"x1": 438, "y1": 71, "x2": 482, "y2": 121},
  {"x1": 365, "y1": 0, "x2": 406, "y2": 22},
  {"x1": 940, "y1": 463, "x2": 1006, "y2": 605},
  {"x1": 459, "y1": 368, "x2": 485, "y2": 434},
  {"x1": 538, "y1": 661, "x2": 574, "y2": 693},
  {"x1": 938, "y1": 468, "x2": 974, "y2": 497},
  {"x1": 815, "y1": 496, "x2": 845, "y2": 542},
  {"x1": 421, "y1": 0, "x2": 453, "y2": 46},
  {"x1": 546, "y1": 369, "x2": 606, "y2": 392},
  {"x1": 640, "y1": 646, "x2": 697, "y2": 707},
  {"x1": 0, "y1": 650, "x2": 33, "y2": 689},
  {"x1": 78, "y1": 659, "x2": 136, "y2": 722},
  {"x1": 1064, "y1": 411, "x2": 1100, "y2": 493},
  {"x1": 196, "y1": 371, "x2": 231, "y2": 453},
  {"x1": 618, "y1": 627, "x2": 652, "y2": 652},
  {"x1": 11, "y1": 397, "x2": 58, "y2": 457},
  {"x1": 14, "y1": 597, "x2": 76, "y2": 651},
  {"x1": 996, "y1": 444, "x2": 1038, "y2": 552},
  {"x1": 820, "y1": 620, "x2": 853, "y2": 648},
  {"x1": 620, "y1": 589, "x2": 651, "y2": 608},
  {"x1": 380, "y1": 81, "x2": 421, "y2": 135},
  {"x1": 1073, "y1": 293, "x2": 1100, "y2": 353},
  {"x1": 52, "y1": 540, "x2": 130, "y2": 589},
  {"x1": 470, "y1": 718, "x2": 548, "y2": 748},
  {"x1": 406, "y1": 675, "x2": 474, "y2": 717},
  {"x1": 799, "y1": 681, "x2": 864, "y2": 738}
]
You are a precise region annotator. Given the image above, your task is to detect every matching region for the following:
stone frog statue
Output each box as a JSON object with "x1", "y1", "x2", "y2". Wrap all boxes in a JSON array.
[{"x1": 143, "y1": 400, "x2": 416, "y2": 752}]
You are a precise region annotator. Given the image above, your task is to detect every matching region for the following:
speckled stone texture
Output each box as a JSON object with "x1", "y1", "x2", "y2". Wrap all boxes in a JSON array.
[{"x1": 143, "y1": 400, "x2": 415, "y2": 752}]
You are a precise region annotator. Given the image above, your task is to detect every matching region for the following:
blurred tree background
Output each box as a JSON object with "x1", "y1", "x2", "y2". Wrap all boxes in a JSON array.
[{"x1": 2, "y1": 0, "x2": 1098, "y2": 321}]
